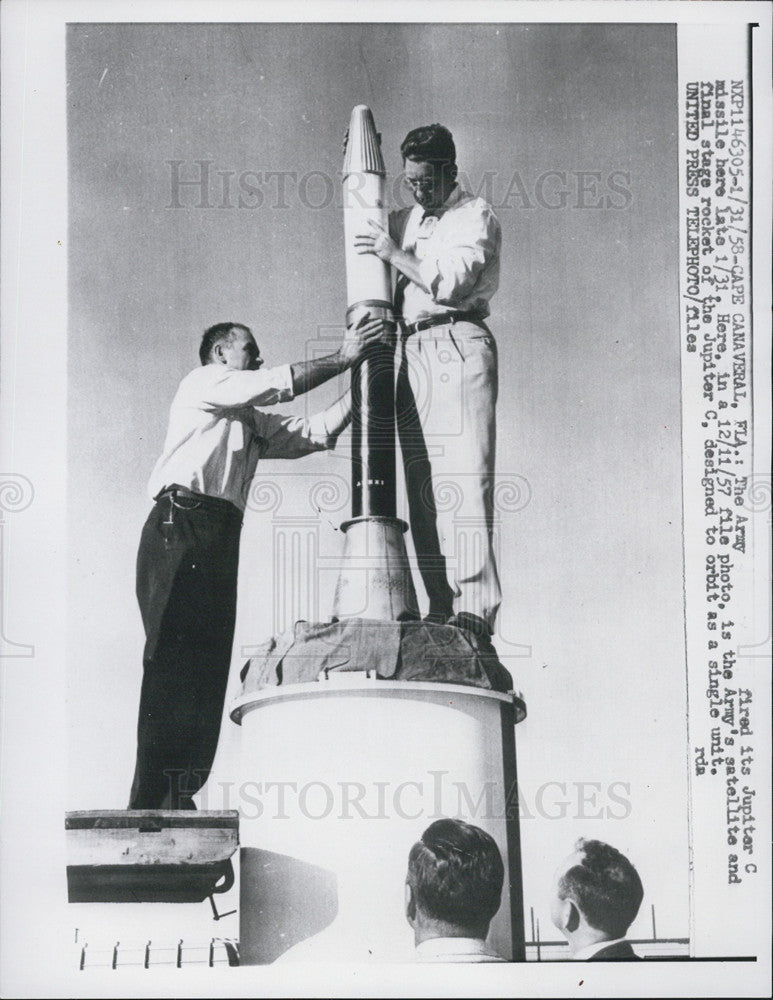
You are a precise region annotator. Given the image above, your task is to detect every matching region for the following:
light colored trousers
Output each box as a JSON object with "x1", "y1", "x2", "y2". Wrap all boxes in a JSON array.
[{"x1": 395, "y1": 320, "x2": 502, "y2": 629}]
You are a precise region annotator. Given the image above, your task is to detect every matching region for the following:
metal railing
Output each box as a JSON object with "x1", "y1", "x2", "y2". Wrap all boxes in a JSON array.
[
  {"x1": 526, "y1": 904, "x2": 689, "y2": 961},
  {"x1": 76, "y1": 936, "x2": 239, "y2": 969},
  {"x1": 74, "y1": 902, "x2": 689, "y2": 969}
]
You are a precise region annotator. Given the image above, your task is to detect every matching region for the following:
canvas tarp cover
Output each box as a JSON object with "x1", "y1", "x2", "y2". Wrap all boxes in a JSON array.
[{"x1": 239, "y1": 619, "x2": 513, "y2": 695}]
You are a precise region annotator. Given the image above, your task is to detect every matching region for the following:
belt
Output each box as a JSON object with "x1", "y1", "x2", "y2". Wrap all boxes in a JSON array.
[
  {"x1": 153, "y1": 484, "x2": 241, "y2": 517},
  {"x1": 401, "y1": 311, "x2": 489, "y2": 336}
]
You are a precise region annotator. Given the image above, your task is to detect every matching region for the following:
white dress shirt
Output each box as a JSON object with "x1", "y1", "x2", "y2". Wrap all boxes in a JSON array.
[
  {"x1": 572, "y1": 936, "x2": 629, "y2": 961},
  {"x1": 415, "y1": 937, "x2": 506, "y2": 963},
  {"x1": 389, "y1": 184, "x2": 501, "y2": 324},
  {"x1": 148, "y1": 363, "x2": 337, "y2": 511}
]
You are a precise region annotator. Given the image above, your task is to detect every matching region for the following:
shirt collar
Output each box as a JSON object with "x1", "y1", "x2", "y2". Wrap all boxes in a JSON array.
[
  {"x1": 440, "y1": 182, "x2": 464, "y2": 210},
  {"x1": 416, "y1": 936, "x2": 494, "y2": 958},
  {"x1": 416, "y1": 183, "x2": 465, "y2": 222},
  {"x1": 572, "y1": 936, "x2": 628, "y2": 961}
]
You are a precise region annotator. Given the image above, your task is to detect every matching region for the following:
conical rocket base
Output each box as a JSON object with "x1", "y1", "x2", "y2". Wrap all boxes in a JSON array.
[{"x1": 331, "y1": 516, "x2": 419, "y2": 622}]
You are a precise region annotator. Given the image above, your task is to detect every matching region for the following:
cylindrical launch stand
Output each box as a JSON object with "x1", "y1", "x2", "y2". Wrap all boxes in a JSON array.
[{"x1": 231, "y1": 676, "x2": 526, "y2": 964}]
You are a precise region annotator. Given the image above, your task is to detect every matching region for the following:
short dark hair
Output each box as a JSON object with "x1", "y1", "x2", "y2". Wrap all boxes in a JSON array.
[
  {"x1": 400, "y1": 124, "x2": 456, "y2": 167},
  {"x1": 407, "y1": 818, "x2": 504, "y2": 931},
  {"x1": 199, "y1": 322, "x2": 250, "y2": 365},
  {"x1": 558, "y1": 839, "x2": 644, "y2": 939}
]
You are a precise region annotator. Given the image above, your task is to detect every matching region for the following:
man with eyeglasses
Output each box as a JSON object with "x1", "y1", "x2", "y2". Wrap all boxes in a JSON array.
[{"x1": 355, "y1": 123, "x2": 502, "y2": 646}]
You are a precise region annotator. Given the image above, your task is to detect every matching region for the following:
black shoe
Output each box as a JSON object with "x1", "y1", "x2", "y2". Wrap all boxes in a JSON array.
[
  {"x1": 447, "y1": 612, "x2": 491, "y2": 637},
  {"x1": 448, "y1": 613, "x2": 499, "y2": 660}
]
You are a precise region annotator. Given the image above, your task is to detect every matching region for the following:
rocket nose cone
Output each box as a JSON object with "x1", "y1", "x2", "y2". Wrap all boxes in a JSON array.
[{"x1": 344, "y1": 105, "x2": 386, "y2": 177}]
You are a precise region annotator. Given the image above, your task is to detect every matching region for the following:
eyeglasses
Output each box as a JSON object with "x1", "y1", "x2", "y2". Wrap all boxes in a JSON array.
[{"x1": 402, "y1": 175, "x2": 440, "y2": 192}]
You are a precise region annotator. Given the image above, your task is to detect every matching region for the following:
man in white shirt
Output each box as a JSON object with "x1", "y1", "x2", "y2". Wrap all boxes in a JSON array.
[
  {"x1": 406, "y1": 818, "x2": 506, "y2": 962},
  {"x1": 355, "y1": 123, "x2": 502, "y2": 643},
  {"x1": 549, "y1": 838, "x2": 644, "y2": 960},
  {"x1": 129, "y1": 317, "x2": 385, "y2": 810}
]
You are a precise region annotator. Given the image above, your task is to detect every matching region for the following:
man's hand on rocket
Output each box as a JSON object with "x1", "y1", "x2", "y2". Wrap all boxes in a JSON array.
[
  {"x1": 354, "y1": 220, "x2": 429, "y2": 295},
  {"x1": 339, "y1": 312, "x2": 395, "y2": 365},
  {"x1": 354, "y1": 219, "x2": 398, "y2": 264}
]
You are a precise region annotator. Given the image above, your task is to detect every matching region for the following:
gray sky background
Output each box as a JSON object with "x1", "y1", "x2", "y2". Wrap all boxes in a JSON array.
[{"x1": 66, "y1": 22, "x2": 687, "y2": 940}]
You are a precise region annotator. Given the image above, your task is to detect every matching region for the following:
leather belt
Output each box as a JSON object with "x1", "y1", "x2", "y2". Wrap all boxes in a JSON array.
[
  {"x1": 401, "y1": 311, "x2": 488, "y2": 336},
  {"x1": 154, "y1": 484, "x2": 241, "y2": 516}
]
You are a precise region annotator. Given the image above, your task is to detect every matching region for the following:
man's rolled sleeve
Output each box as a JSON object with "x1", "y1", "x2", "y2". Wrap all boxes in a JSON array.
[
  {"x1": 255, "y1": 409, "x2": 335, "y2": 460},
  {"x1": 309, "y1": 409, "x2": 339, "y2": 449},
  {"x1": 200, "y1": 363, "x2": 294, "y2": 409}
]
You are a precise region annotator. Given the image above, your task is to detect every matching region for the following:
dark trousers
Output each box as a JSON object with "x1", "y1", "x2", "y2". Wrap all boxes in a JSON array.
[{"x1": 129, "y1": 490, "x2": 242, "y2": 809}]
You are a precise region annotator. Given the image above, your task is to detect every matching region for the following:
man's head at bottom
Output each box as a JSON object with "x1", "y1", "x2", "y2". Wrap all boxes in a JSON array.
[
  {"x1": 550, "y1": 838, "x2": 643, "y2": 945},
  {"x1": 405, "y1": 818, "x2": 504, "y2": 943}
]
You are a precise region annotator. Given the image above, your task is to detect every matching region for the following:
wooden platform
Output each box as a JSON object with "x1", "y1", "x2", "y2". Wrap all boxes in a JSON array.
[{"x1": 66, "y1": 810, "x2": 239, "y2": 903}]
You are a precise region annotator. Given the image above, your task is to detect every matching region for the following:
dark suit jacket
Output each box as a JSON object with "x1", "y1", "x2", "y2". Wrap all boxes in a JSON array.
[{"x1": 588, "y1": 940, "x2": 641, "y2": 960}]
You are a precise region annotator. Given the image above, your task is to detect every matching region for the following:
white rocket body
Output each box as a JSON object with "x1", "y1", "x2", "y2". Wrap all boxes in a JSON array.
[
  {"x1": 342, "y1": 105, "x2": 394, "y2": 326},
  {"x1": 334, "y1": 104, "x2": 418, "y2": 619}
]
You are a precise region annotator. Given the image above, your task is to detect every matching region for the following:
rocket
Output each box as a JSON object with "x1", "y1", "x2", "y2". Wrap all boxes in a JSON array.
[
  {"x1": 332, "y1": 105, "x2": 418, "y2": 621},
  {"x1": 341, "y1": 105, "x2": 396, "y2": 522},
  {"x1": 342, "y1": 106, "x2": 394, "y2": 337}
]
